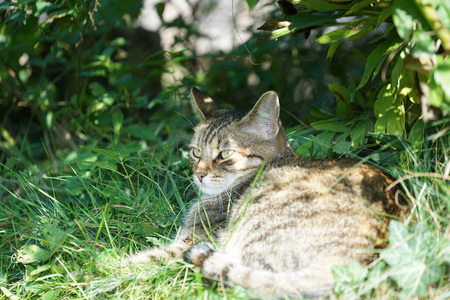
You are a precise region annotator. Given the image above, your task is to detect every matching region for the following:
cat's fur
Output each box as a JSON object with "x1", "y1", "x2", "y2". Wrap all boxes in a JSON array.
[{"x1": 126, "y1": 88, "x2": 407, "y2": 298}]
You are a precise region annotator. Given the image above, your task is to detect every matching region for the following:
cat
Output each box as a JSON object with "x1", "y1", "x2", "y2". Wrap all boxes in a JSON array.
[{"x1": 125, "y1": 87, "x2": 407, "y2": 298}]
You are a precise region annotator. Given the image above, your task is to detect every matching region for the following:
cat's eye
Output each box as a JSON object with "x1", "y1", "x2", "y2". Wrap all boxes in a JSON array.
[
  {"x1": 191, "y1": 147, "x2": 202, "y2": 158},
  {"x1": 219, "y1": 150, "x2": 235, "y2": 159}
]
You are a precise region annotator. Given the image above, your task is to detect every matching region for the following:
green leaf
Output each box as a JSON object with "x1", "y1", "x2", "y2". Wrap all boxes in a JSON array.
[
  {"x1": 328, "y1": 83, "x2": 353, "y2": 119},
  {"x1": 326, "y1": 40, "x2": 341, "y2": 60},
  {"x1": 400, "y1": 68, "x2": 420, "y2": 104},
  {"x1": 111, "y1": 37, "x2": 127, "y2": 47},
  {"x1": 332, "y1": 261, "x2": 368, "y2": 295},
  {"x1": 269, "y1": 12, "x2": 339, "y2": 39},
  {"x1": 295, "y1": 131, "x2": 335, "y2": 158},
  {"x1": 382, "y1": 221, "x2": 442, "y2": 297},
  {"x1": 35, "y1": 1, "x2": 55, "y2": 15},
  {"x1": 386, "y1": 220, "x2": 409, "y2": 245},
  {"x1": 135, "y1": 222, "x2": 162, "y2": 235},
  {"x1": 374, "y1": 104, "x2": 405, "y2": 136},
  {"x1": 42, "y1": 290, "x2": 59, "y2": 300},
  {"x1": 350, "y1": 121, "x2": 367, "y2": 148},
  {"x1": 82, "y1": 146, "x2": 121, "y2": 162},
  {"x1": 123, "y1": 124, "x2": 158, "y2": 141},
  {"x1": 333, "y1": 141, "x2": 351, "y2": 154},
  {"x1": 311, "y1": 131, "x2": 336, "y2": 158},
  {"x1": 412, "y1": 29, "x2": 436, "y2": 58},
  {"x1": 436, "y1": 5, "x2": 450, "y2": 30},
  {"x1": 316, "y1": 18, "x2": 376, "y2": 44},
  {"x1": 328, "y1": 84, "x2": 350, "y2": 103},
  {"x1": 6, "y1": 10, "x2": 26, "y2": 24},
  {"x1": 374, "y1": 84, "x2": 405, "y2": 136},
  {"x1": 407, "y1": 119, "x2": 425, "y2": 150},
  {"x1": 82, "y1": 161, "x2": 118, "y2": 172},
  {"x1": 428, "y1": 56, "x2": 450, "y2": 114},
  {"x1": 0, "y1": 2, "x2": 10, "y2": 12},
  {"x1": 393, "y1": 0, "x2": 430, "y2": 35},
  {"x1": 392, "y1": 6, "x2": 415, "y2": 40},
  {"x1": 347, "y1": 0, "x2": 374, "y2": 14},
  {"x1": 367, "y1": 133, "x2": 406, "y2": 149},
  {"x1": 155, "y1": 3, "x2": 165, "y2": 21},
  {"x1": 408, "y1": 224, "x2": 437, "y2": 258},
  {"x1": 441, "y1": 241, "x2": 450, "y2": 265},
  {"x1": 29, "y1": 264, "x2": 52, "y2": 276},
  {"x1": 357, "y1": 35, "x2": 403, "y2": 90},
  {"x1": 112, "y1": 110, "x2": 124, "y2": 135},
  {"x1": 16, "y1": 245, "x2": 52, "y2": 264},
  {"x1": 102, "y1": 95, "x2": 115, "y2": 106},
  {"x1": 316, "y1": 27, "x2": 356, "y2": 44},
  {"x1": 311, "y1": 120, "x2": 349, "y2": 132},
  {"x1": 429, "y1": 75, "x2": 443, "y2": 109},
  {"x1": 41, "y1": 222, "x2": 69, "y2": 252},
  {"x1": 86, "y1": 276, "x2": 126, "y2": 297},
  {"x1": 246, "y1": 0, "x2": 258, "y2": 10},
  {"x1": 41, "y1": 8, "x2": 74, "y2": 23},
  {"x1": 348, "y1": 23, "x2": 376, "y2": 42},
  {"x1": 433, "y1": 56, "x2": 450, "y2": 98},
  {"x1": 390, "y1": 50, "x2": 406, "y2": 91},
  {"x1": 89, "y1": 82, "x2": 105, "y2": 97},
  {"x1": 0, "y1": 287, "x2": 19, "y2": 300},
  {"x1": 390, "y1": 260, "x2": 440, "y2": 297},
  {"x1": 290, "y1": 0, "x2": 352, "y2": 11}
]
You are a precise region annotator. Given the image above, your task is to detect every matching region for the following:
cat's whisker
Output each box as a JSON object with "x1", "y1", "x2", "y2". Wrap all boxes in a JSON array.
[{"x1": 182, "y1": 181, "x2": 196, "y2": 198}]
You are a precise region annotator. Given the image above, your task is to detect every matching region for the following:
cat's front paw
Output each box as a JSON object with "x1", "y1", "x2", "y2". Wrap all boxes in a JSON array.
[
  {"x1": 184, "y1": 242, "x2": 215, "y2": 267},
  {"x1": 122, "y1": 248, "x2": 168, "y2": 265},
  {"x1": 122, "y1": 242, "x2": 186, "y2": 265}
]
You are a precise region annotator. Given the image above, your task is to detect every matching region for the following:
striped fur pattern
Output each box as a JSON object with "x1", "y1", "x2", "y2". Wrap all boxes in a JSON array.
[{"x1": 126, "y1": 88, "x2": 407, "y2": 298}]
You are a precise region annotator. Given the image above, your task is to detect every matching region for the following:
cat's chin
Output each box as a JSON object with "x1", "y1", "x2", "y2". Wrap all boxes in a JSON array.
[
  {"x1": 200, "y1": 187, "x2": 227, "y2": 196},
  {"x1": 197, "y1": 184, "x2": 231, "y2": 196}
]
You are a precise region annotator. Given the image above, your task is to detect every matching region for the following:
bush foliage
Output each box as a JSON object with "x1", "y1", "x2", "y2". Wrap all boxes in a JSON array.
[
  {"x1": 258, "y1": 0, "x2": 449, "y2": 143},
  {"x1": 1, "y1": 0, "x2": 449, "y2": 299}
]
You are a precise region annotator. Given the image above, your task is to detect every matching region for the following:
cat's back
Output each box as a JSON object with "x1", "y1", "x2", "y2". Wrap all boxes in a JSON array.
[
  {"x1": 225, "y1": 158, "x2": 402, "y2": 270},
  {"x1": 256, "y1": 157, "x2": 400, "y2": 214},
  {"x1": 269, "y1": 157, "x2": 397, "y2": 206}
]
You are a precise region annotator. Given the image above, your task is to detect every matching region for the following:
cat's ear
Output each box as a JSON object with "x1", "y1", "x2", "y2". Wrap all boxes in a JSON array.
[
  {"x1": 191, "y1": 87, "x2": 220, "y2": 121},
  {"x1": 239, "y1": 91, "x2": 280, "y2": 139}
]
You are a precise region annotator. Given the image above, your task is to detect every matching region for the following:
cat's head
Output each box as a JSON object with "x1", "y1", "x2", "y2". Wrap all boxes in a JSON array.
[{"x1": 189, "y1": 88, "x2": 293, "y2": 196}]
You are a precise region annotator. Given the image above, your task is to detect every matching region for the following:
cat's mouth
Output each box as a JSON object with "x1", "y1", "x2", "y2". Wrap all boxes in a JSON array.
[{"x1": 194, "y1": 175, "x2": 232, "y2": 196}]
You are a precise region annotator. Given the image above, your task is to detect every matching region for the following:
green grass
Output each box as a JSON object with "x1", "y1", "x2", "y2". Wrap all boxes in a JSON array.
[{"x1": 1, "y1": 118, "x2": 449, "y2": 299}]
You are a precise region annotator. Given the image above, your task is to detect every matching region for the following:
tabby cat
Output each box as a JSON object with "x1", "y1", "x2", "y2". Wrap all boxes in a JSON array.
[{"x1": 126, "y1": 88, "x2": 407, "y2": 298}]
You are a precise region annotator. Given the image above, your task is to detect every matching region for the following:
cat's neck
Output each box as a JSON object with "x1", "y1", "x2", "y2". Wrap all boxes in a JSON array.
[
  {"x1": 266, "y1": 131, "x2": 299, "y2": 168},
  {"x1": 268, "y1": 152, "x2": 299, "y2": 168}
]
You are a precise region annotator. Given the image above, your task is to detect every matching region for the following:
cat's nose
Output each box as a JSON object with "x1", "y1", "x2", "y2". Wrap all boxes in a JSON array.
[{"x1": 195, "y1": 171, "x2": 207, "y2": 182}]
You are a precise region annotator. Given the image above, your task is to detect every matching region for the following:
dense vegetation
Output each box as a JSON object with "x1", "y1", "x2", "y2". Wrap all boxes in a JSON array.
[{"x1": 1, "y1": 0, "x2": 449, "y2": 298}]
